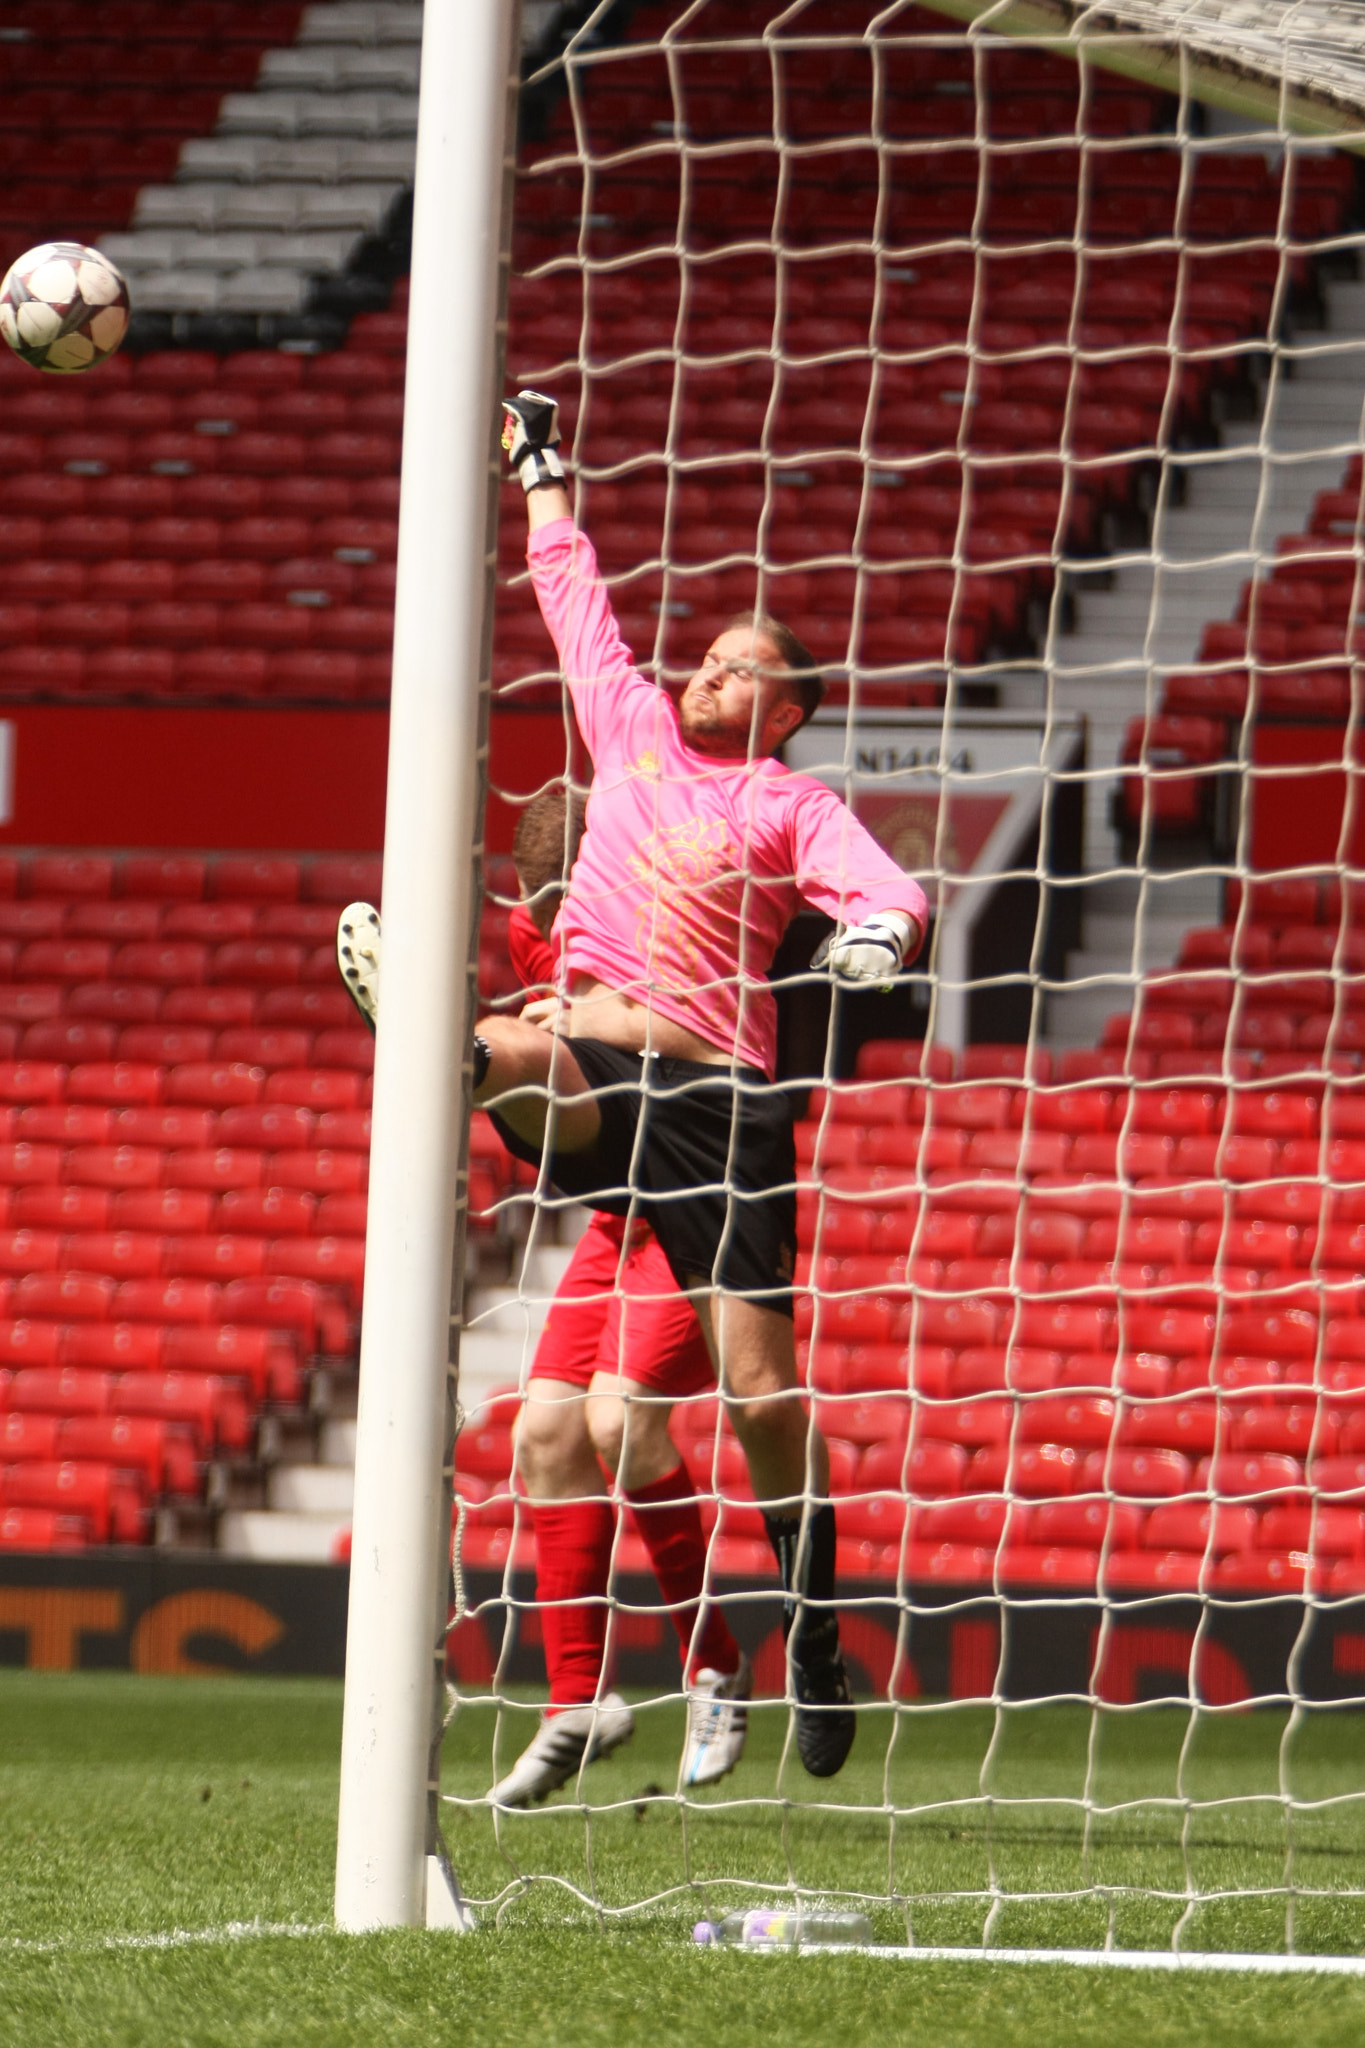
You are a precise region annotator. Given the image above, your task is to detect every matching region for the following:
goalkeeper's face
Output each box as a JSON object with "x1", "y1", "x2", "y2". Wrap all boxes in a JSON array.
[{"x1": 680, "y1": 628, "x2": 800, "y2": 758}]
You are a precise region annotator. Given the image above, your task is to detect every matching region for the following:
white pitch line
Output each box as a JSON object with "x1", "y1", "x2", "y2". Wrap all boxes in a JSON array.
[
  {"x1": 0, "y1": 1920, "x2": 328, "y2": 1958},
  {"x1": 743, "y1": 1946, "x2": 1365, "y2": 1976}
]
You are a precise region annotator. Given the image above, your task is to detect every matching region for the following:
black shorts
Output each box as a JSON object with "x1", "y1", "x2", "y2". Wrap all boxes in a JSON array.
[{"x1": 488, "y1": 1038, "x2": 798, "y2": 1316}]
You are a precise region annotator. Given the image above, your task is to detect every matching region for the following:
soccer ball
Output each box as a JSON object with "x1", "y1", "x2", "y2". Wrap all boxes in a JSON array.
[{"x1": 0, "y1": 243, "x2": 130, "y2": 373}]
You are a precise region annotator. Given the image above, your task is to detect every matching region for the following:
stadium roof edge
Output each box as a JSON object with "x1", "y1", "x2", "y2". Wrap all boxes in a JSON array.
[{"x1": 917, "y1": 0, "x2": 1365, "y2": 150}]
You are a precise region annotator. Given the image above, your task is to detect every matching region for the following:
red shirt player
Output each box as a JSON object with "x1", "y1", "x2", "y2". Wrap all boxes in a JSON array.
[{"x1": 496, "y1": 790, "x2": 750, "y2": 1807}]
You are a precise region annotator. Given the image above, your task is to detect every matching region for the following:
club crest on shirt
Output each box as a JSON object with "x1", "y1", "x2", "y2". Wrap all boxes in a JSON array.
[{"x1": 628, "y1": 815, "x2": 742, "y2": 985}]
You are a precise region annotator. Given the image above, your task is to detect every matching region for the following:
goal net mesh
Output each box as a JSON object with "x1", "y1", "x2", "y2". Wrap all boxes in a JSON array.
[{"x1": 438, "y1": 0, "x2": 1365, "y2": 1953}]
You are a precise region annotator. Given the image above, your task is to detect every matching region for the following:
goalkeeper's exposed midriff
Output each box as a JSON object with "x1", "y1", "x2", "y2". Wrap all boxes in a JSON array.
[{"x1": 473, "y1": 391, "x2": 931, "y2": 1778}]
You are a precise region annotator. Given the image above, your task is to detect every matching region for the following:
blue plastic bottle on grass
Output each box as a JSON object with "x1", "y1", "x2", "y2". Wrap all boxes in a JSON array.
[{"x1": 693, "y1": 1908, "x2": 873, "y2": 1949}]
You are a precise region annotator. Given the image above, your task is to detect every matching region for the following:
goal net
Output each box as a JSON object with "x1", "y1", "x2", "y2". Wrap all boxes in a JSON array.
[{"x1": 437, "y1": 0, "x2": 1365, "y2": 1958}]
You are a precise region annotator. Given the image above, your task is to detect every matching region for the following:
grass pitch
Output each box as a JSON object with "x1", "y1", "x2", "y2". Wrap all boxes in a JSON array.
[{"x1": 1, "y1": 1672, "x2": 1365, "y2": 2046}]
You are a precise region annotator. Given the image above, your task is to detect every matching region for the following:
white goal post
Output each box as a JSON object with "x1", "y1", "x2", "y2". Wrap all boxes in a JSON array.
[{"x1": 333, "y1": 0, "x2": 520, "y2": 1934}]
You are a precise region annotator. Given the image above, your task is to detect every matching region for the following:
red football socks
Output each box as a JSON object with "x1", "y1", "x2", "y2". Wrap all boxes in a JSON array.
[
  {"x1": 530, "y1": 1497, "x2": 615, "y2": 1713},
  {"x1": 626, "y1": 1463, "x2": 741, "y2": 1681}
]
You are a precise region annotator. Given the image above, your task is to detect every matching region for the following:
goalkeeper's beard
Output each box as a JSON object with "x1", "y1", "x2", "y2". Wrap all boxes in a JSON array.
[{"x1": 679, "y1": 696, "x2": 767, "y2": 759}]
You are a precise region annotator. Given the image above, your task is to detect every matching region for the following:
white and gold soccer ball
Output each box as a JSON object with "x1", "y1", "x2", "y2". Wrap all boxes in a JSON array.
[{"x1": 0, "y1": 242, "x2": 130, "y2": 374}]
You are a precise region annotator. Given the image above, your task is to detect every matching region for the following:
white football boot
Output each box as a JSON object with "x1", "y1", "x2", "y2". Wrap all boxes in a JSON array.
[
  {"x1": 682, "y1": 1653, "x2": 752, "y2": 1788},
  {"x1": 336, "y1": 901, "x2": 381, "y2": 1033},
  {"x1": 487, "y1": 1693, "x2": 635, "y2": 1809}
]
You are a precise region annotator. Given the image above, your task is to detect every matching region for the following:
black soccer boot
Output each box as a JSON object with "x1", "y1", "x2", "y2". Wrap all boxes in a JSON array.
[
  {"x1": 789, "y1": 1609, "x2": 857, "y2": 1778},
  {"x1": 764, "y1": 1501, "x2": 856, "y2": 1778}
]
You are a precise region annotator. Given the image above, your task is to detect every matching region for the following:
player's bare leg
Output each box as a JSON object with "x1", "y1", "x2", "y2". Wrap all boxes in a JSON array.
[
  {"x1": 586, "y1": 1367, "x2": 751, "y2": 1786},
  {"x1": 688, "y1": 1285, "x2": 855, "y2": 1778},
  {"x1": 473, "y1": 1014, "x2": 602, "y2": 1154},
  {"x1": 516, "y1": 1376, "x2": 608, "y2": 1501},
  {"x1": 584, "y1": 1372, "x2": 677, "y2": 1490},
  {"x1": 510, "y1": 1374, "x2": 747, "y2": 1794},
  {"x1": 491, "y1": 1378, "x2": 633, "y2": 1809}
]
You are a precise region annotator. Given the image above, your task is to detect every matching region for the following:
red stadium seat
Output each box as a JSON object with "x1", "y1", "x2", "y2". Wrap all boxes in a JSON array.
[
  {"x1": 1194, "y1": 1451, "x2": 1304, "y2": 1500},
  {"x1": 255, "y1": 906, "x2": 345, "y2": 944},
  {"x1": 1120, "y1": 1399, "x2": 1218, "y2": 1456},
  {"x1": 215, "y1": 1187, "x2": 315, "y2": 1236},
  {"x1": 0, "y1": 1228, "x2": 60, "y2": 1273},
  {"x1": 211, "y1": 942, "x2": 304, "y2": 986},
  {"x1": 316, "y1": 1111, "x2": 369, "y2": 1149},
  {"x1": 0, "y1": 1410, "x2": 60, "y2": 1460},
  {"x1": 219, "y1": 1275, "x2": 338, "y2": 1350},
  {"x1": 215, "y1": 1104, "x2": 315, "y2": 1151},
  {"x1": 12, "y1": 1271, "x2": 115, "y2": 1320},
  {"x1": 162, "y1": 903, "x2": 256, "y2": 941},
  {"x1": 257, "y1": 989, "x2": 352, "y2": 1032},
  {"x1": 214, "y1": 1028, "x2": 311, "y2": 1070},
  {"x1": 163, "y1": 1147, "x2": 265, "y2": 1192},
  {"x1": 117, "y1": 1027, "x2": 213, "y2": 1066},
  {"x1": 163, "y1": 1324, "x2": 291, "y2": 1398},
  {"x1": 0, "y1": 1320, "x2": 62, "y2": 1366},
  {"x1": 0, "y1": 1505, "x2": 85, "y2": 1550},
  {"x1": 21, "y1": 1021, "x2": 116, "y2": 1063},
  {"x1": 0, "y1": 1142, "x2": 62, "y2": 1185},
  {"x1": 28, "y1": 855, "x2": 113, "y2": 899},
  {"x1": 119, "y1": 856, "x2": 206, "y2": 900},
  {"x1": 306, "y1": 856, "x2": 383, "y2": 905},
  {"x1": 110, "y1": 1107, "x2": 213, "y2": 1148},
  {"x1": 161, "y1": 988, "x2": 255, "y2": 1027},
  {"x1": 64, "y1": 1145, "x2": 161, "y2": 1191},
  {"x1": 66, "y1": 903, "x2": 160, "y2": 943},
  {"x1": 211, "y1": 858, "x2": 301, "y2": 902},
  {"x1": 180, "y1": 650, "x2": 270, "y2": 695},
  {"x1": 5, "y1": 1100, "x2": 98, "y2": 1144},
  {"x1": 0, "y1": 1064, "x2": 64, "y2": 1104},
  {"x1": 61, "y1": 1230, "x2": 162, "y2": 1279},
  {"x1": 59, "y1": 1323, "x2": 164, "y2": 1371},
  {"x1": 111, "y1": 1370, "x2": 248, "y2": 1455},
  {"x1": 112, "y1": 1278, "x2": 218, "y2": 1326},
  {"x1": 316, "y1": 1192, "x2": 367, "y2": 1235},
  {"x1": 10, "y1": 1365, "x2": 112, "y2": 1414},
  {"x1": 112, "y1": 941, "x2": 208, "y2": 984},
  {"x1": 163, "y1": 1064, "x2": 264, "y2": 1109},
  {"x1": 163, "y1": 1234, "x2": 267, "y2": 1281},
  {"x1": 268, "y1": 1236, "x2": 366, "y2": 1297},
  {"x1": 310, "y1": 1030, "x2": 373, "y2": 1073},
  {"x1": 264, "y1": 1069, "x2": 361, "y2": 1111},
  {"x1": 1032, "y1": 1498, "x2": 1144, "y2": 1550},
  {"x1": 65, "y1": 1063, "x2": 163, "y2": 1107},
  {"x1": 0, "y1": 904, "x2": 64, "y2": 939},
  {"x1": 0, "y1": 1461, "x2": 125, "y2": 1543},
  {"x1": 109, "y1": 1187, "x2": 214, "y2": 1233},
  {"x1": 13, "y1": 1185, "x2": 110, "y2": 1230},
  {"x1": 55, "y1": 1415, "x2": 171, "y2": 1490},
  {"x1": 1083, "y1": 1447, "x2": 1193, "y2": 1498}
]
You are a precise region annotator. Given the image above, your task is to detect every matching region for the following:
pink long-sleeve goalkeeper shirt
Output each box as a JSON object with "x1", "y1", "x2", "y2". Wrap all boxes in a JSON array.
[{"x1": 527, "y1": 517, "x2": 929, "y2": 1078}]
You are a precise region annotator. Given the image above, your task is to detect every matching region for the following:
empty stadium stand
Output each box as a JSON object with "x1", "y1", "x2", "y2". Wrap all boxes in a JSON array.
[
  {"x1": 3, "y1": 0, "x2": 1364, "y2": 1591},
  {"x1": 0, "y1": 849, "x2": 379, "y2": 1553},
  {"x1": 3, "y1": 0, "x2": 1356, "y2": 710}
]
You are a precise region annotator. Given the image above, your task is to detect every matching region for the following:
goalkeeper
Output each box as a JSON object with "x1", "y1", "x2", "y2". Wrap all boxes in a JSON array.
[{"x1": 476, "y1": 392, "x2": 929, "y2": 1779}]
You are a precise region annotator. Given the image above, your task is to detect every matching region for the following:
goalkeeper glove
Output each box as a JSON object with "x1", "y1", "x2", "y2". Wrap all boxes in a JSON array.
[
  {"x1": 502, "y1": 388, "x2": 565, "y2": 492},
  {"x1": 812, "y1": 911, "x2": 917, "y2": 989}
]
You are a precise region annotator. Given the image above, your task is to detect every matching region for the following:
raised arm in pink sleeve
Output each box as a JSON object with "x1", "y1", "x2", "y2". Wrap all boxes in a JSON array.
[
  {"x1": 783, "y1": 775, "x2": 929, "y2": 953},
  {"x1": 526, "y1": 516, "x2": 654, "y2": 760}
]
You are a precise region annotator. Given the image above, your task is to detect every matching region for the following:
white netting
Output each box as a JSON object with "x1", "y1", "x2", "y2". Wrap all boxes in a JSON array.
[{"x1": 441, "y1": 0, "x2": 1365, "y2": 1956}]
